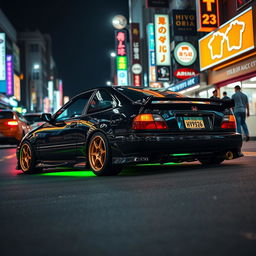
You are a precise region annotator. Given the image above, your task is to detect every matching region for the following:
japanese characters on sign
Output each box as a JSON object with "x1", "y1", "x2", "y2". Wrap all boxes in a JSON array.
[
  {"x1": 154, "y1": 14, "x2": 171, "y2": 82},
  {"x1": 115, "y1": 30, "x2": 128, "y2": 86},
  {"x1": 6, "y1": 55, "x2": 14, "y2": 96},
  {"x1": 130, "y1": 23, "x2": 142, "y2": 86},
  {"x1": 147, "y1": 23, "x2": 156, "y2": 84},
  {"x1": 115, "y1": 30, "x2": 127, "y2": 57},
  {"x1": 0, "y1": 33, "x2": 6, "y2": 93},
  {"x1": 117, "y1": 56, "x2": 128, "y2": 70},
  {"x1": 172, "y1": 10, "x2": 197, "y2": 36},
  {"x1": 199, "y1": 7, "x2": 255, "y2": 71},
  {"x1": 174, "y1": 42, "x2": 197, "y2": 66},
  {"x1": 154, "y1": 14, "x2": 171, "y2": 66},
  {"x1": 196, "y1": 0, "x2": 219, "y2": 32}
]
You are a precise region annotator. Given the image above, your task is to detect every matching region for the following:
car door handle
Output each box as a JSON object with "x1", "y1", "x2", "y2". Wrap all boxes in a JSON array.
[{"x1": 67, "y1": 122, "x2": 77, "y2": 128}]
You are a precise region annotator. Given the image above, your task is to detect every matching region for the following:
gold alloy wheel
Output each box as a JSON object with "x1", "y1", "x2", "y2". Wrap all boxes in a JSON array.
[
  {"x1": 20, "y1": 143, "x2": 32, "y2": 172},
  {"x1": 89, "y1": 136, "x2": 106, "y2": 172}
]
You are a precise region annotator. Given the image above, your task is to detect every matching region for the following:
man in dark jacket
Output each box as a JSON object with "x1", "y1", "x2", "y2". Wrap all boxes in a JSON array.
[{"x1": 232, "y1": 85, "x2": 250, "y2": 141}]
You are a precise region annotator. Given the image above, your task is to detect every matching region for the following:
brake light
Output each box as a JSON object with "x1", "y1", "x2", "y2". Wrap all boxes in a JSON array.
[
  {"x1": 5, "y1": 121, "x2": 18, "y2": 126},
  {"x1": 221, "y1": 115, "x2": 236, "y2": 129},
  {"x1": 132, "y1": 114, "x2": 168, "y2": 130}
]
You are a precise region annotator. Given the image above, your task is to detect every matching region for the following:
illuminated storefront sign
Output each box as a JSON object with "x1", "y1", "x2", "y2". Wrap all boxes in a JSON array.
[
  {"x1": 6, "y1": 55, "x2": 14, "y2": 96},
  {"x1": 199, "y1": 7, "x2": 255, "y2": 71},
  {"x1": 155, "y1": 14, "x2": 171, "y2": 66},
  {"x1": 48, "y1": 81, "x2": 54, "y2": 104},
  {"x1": 0, "y1": 33, "x2": 6, "y2": 93},
  {"x1": 58, "y1": 80, "x2": 63, "y2": 106},
  {"x1": 174, "y1": 68, "x2": 199, "y2": 80},
  {"x1": 173, "y1": 10, "x2": 197, "y2": 35},
  {"x1": 196, "y1": 0, "x2": 219, "y2": 32},
  {"x1": 174, "y1": 42, "x2": 197, "y2": 66},
  {"x1": 115, "y1": 30, "x2": 128, "y2": 85},
  {"x1": 14, "y1": 74, "x2": 21, "y2": 101},
  {"x1": 130, "y1": 23, "x2": 142, "y2": 86},
  {"x1": 117, "y1": 70, "x2": 128, "y2": 86},
  {"x1": 117, "y1": 56, "x2": 128, "y2": 70},
  {"x1": 154, "y1": 14, "x2": 171, "y2": 82},
  {"x1": 169, "y1": 75, "x2": 200, "y2": 92},
  {"x1": 157, "y1": 66, "x2": 170, "y2": 81},
  {"x1": 147, "y1": 23, "x2": 156, "y2": 84}
]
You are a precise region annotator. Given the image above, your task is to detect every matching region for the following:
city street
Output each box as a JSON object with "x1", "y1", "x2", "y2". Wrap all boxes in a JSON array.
[{"x1": 0, "y1": 142, "x2": 256, "y2": 256}]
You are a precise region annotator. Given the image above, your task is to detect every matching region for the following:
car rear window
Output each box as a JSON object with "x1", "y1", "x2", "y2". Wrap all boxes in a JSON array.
[
  {"x1": 0, "y1": 111, "x2": 13, "y2": 119},
  {"x1": 116, "y1": 87, "x2": 183, "y2": 102}
]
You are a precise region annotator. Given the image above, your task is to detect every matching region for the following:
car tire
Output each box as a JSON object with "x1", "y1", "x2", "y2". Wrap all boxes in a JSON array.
[
  {"x1": 88, "y1": 132, "x2": 122, "y2": 176},
  {"x1": 198, "y1": 156, "x2": 225, "y2": 165},
  {"x1": 19, "y1": 141, "x2": 42, "y2": 173}
]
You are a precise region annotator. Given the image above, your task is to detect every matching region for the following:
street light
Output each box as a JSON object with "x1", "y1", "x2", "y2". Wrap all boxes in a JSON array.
[
  {"x1": 110, "y1": 52, "x2": 116, "y2": 58},
  {"x1": 33, "y1": 64, "x2": 40, "y2": 70}
]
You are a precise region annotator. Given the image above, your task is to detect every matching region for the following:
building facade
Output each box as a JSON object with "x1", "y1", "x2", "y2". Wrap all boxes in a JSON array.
[
  {"x1": 128, "y1": 0, "x2": 256, "y2": 136},
  {"x1": 0, "y1": 8, "x2": 21, "y2": 109},
  {"x1": 18, "y1": 31, "x2": 60, "y2": 113}
]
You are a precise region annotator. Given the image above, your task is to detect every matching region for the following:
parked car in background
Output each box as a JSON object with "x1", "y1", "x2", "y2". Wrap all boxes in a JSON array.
[
  {"x1": 24, "y1": 113, "x2": 45, "y2": 129},
  {"x1": 0, "y1": 109, "x2": 31, "y2": 144}
]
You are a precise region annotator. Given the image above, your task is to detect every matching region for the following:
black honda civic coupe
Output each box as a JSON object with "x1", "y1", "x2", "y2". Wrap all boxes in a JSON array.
[{"x1": 16, "y1": 86, "x2": 243, "y2": 176}]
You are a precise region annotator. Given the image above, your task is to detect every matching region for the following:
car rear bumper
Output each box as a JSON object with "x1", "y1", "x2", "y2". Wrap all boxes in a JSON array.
[{"x1": 111, "y1": 132, "x2": 243, "y2": 164}]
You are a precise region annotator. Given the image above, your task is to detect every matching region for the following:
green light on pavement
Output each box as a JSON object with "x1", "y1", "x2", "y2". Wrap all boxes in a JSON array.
[
  {"x1": 39, "y1": 171, "x2": 96, "y2": 178},
  {"x1": 169, "y1": 153, "x2": 193, "y2": 157}
]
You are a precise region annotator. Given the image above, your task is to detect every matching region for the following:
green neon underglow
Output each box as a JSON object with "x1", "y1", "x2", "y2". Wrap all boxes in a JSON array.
[
  {"x1": 169, "y1": 153, "x2": 193, "y2": 157},
  {"x1": 39, "y1": 171, "x2": 96, "y2": 177}
]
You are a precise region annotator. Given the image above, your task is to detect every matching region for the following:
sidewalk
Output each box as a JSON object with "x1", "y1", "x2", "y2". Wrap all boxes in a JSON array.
[{"x1": 242, "y1": 140, "x2": 256, "y2": 152}]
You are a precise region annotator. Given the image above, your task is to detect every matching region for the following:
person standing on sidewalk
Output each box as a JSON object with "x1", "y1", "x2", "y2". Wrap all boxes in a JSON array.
[
  {"x1": 222, "y1": 91, "x2": 230, "y2": 100},
  {"x1": 210, "y1": 89, "x2": 219, "y2": 99},
  {"x1": 232, "y1": 85, "x2": 250, "y2": 141}
]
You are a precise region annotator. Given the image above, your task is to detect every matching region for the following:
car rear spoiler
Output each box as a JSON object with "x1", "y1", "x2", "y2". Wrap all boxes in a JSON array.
[{"x1": 139, "y1": 96, "x2": 234, "y2": 112}]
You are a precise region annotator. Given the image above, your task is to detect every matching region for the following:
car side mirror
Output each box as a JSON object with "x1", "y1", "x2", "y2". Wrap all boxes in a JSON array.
[{"x1": 41, "y1": 113, "x2": 52, "y2": 123}]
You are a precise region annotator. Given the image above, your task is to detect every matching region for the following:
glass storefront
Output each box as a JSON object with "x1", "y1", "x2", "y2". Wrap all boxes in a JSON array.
[{"x1": 219, "y1": 76, "x2": 256, "y2": 116}]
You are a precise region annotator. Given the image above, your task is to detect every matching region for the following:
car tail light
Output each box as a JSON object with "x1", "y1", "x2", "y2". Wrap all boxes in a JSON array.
[
  {"x1": 5, "y1": 121, "x2": 18, "y2": 126},
  {"x1": 132, "y1": 114, "x2": 168, "y2": 130},
  {"x1": 221, "y1": 114, "x2": 236, "y2": 129}
]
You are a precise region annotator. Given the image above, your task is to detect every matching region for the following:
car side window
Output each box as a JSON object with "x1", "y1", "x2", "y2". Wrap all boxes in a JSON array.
[
  {"x1": 55, "y1": 93, "x2": 92, "y2": 122},
  {"x1": 87, "y1": 90, "x2": 116, "y2": 114}
]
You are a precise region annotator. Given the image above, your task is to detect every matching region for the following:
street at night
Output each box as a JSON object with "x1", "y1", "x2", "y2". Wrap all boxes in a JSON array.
[
  {"x1": 0, "y1": 142, "x2": 256, "y2": 256},
  {"x1": 1, "y1": 0, "x2": 256, "y2": 255}
]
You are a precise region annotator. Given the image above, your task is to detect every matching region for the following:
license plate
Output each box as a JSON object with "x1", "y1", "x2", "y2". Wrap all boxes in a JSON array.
[
  {"x1": 0, "y1": 132, "x2": 3, "y2": 137},
  {"x1": 184, "y1": 117, "x2": 205, "y2": 129}
]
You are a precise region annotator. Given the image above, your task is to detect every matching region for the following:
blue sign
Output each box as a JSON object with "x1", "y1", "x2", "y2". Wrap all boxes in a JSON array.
[
  {"x1": 170, "y1": 75, "x2": 200, "y2": 92},
  {"x1": 147, "y1": 23, "x2": 156, "y2": 82},
  {"x1": 0, "y1": 81, "x2": 6, "y2": 93},
  {"x1": 150, "y1": 52, "x2": 155, "y2": 66},
  {"x1": 147, "y1": 23, "x2": 155, "y2": 51}
]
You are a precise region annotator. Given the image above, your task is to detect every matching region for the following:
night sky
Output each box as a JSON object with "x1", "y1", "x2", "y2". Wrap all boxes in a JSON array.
[{"x1": 1, "y1": 0, "x2": 129, "y2": 97}]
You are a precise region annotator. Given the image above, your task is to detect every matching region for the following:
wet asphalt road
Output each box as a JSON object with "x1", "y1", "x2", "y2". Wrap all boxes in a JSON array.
[{"x1": 0, "y1": 142, "x2": 256, "y2": 256}]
